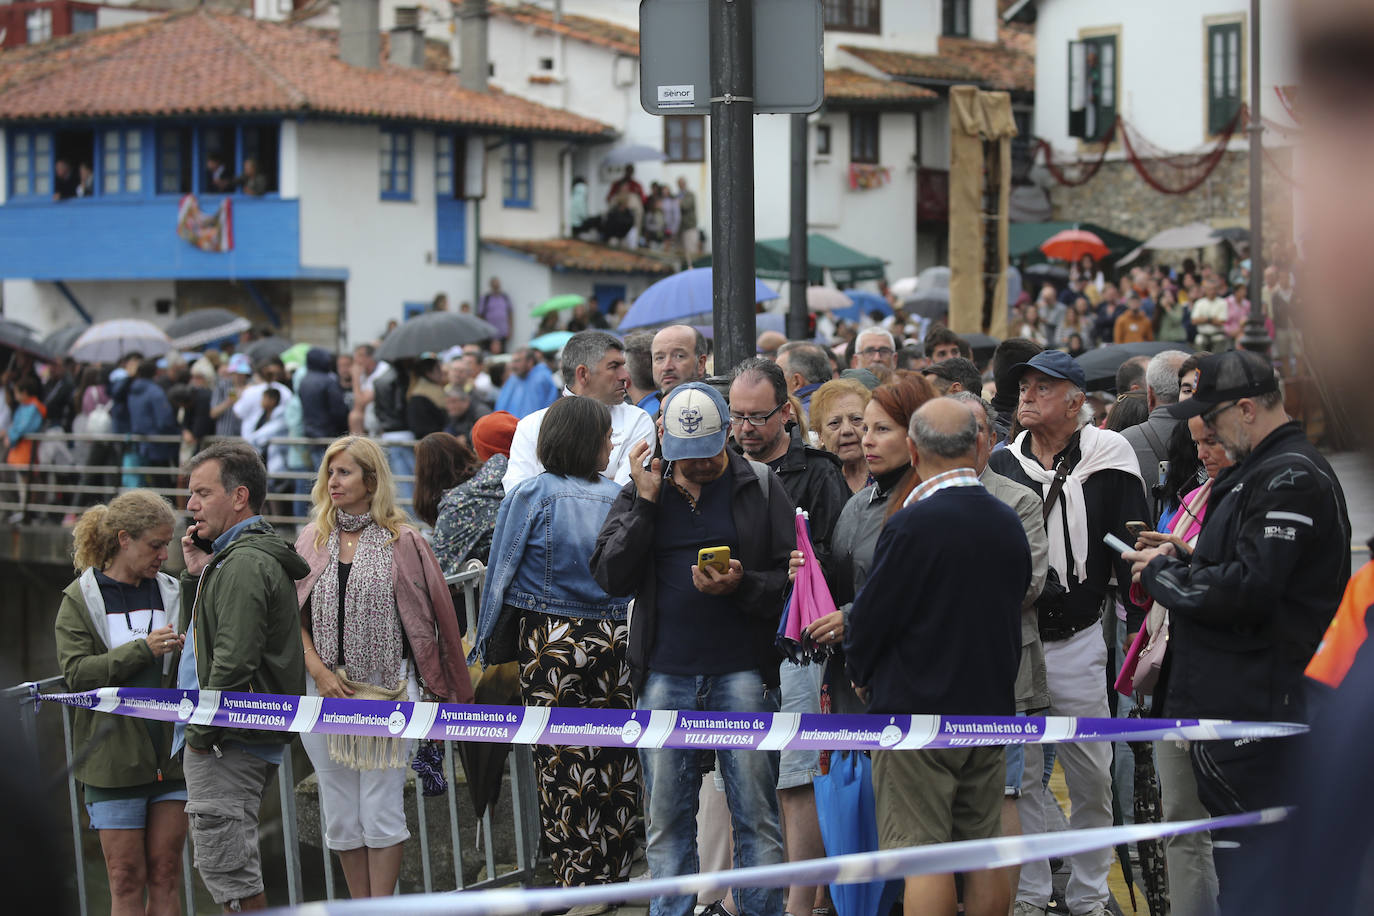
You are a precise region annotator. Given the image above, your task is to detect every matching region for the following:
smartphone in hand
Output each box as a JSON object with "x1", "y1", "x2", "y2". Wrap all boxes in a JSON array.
[{"x1": 697, "y1": 546, "x2": 731, "y2": 575}]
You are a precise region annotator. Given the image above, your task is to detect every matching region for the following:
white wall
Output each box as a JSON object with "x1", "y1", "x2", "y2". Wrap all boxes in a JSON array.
[
  {"x1": 2, "y1": 279, "x2": 175, "y2": 332},
  {"x1": 479, "y1": 139, "x2": 569, "y2": 238},
  {"x1": 1033, "y1": 0, "x2": 1296, "y2": 154},
  {"x1": 754, "y1": 109, "x2": 919, "y2": 281},
  {"x1": 823, "y1": 0, "x2": 938, "y2": 57},
  {"x1": 294, "y1": 121, "x2": 478, "y2": 346}
]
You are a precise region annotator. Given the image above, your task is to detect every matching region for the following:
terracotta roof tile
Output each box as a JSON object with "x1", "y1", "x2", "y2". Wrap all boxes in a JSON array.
[
  {"x1": 489, "y1": 3, "x2": 639, "y2": 58},
  {"x1": 841, "y1": 36, "x2": 1034, "y2": 94},
  {"x1": 825, "y1": 68, "x2": 937, "y2": 105},
  {"x1": 0, "y1": 9, "x2": 617, "y2": 137},
  {"x1": 483, "y1": 237, "x2": 675, "y2": 275}
]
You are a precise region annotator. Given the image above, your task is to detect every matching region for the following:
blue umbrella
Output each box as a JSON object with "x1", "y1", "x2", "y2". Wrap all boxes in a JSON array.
[
  {"x1": 618, "y1": 268, "x2": 779, "y2": 330},
  {"x1": 528, "y1": 330, "x2": 576, "y2": 353},
  {"x1": 691, "y1": 312, "x2": 786, "y2": 340},
  {"x1": 832, "y1": 290, "x2": 894, "y2": 324},
  {"x1": 814, "y1": 750, "x2": 903, "y2": 916}
]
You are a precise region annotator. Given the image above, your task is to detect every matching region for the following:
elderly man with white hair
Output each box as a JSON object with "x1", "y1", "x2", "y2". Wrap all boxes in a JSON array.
[
  {"x1": 1120, "y1": 349, "x2": 1190, "y2": 518},
  {"x1": 987, "y1": 350, "x2": 1150, "y2": 916},
  {"x1": 850, "y1": 327, "x2": 897, "y2": 372}
]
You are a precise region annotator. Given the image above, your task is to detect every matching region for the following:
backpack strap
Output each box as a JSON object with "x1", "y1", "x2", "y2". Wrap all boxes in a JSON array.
[
  {"x1": 746, "y1": 458, "x2": 771, "y2": 495},
  {"x1": 1042, "y1": 458, "x2": 1071, "y2": 525}
]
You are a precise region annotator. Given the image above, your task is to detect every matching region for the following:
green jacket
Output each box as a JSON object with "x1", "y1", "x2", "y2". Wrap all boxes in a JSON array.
[
  {"x1": 179, "y1": 519, "x2": 309, "y2": 750},
  {"x1": 54, "y1": 568, "x2": 184, "y2": 789}
]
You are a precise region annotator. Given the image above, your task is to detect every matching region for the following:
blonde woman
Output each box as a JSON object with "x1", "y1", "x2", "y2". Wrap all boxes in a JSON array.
[
  {"x1": 54, "y1": 490, "x2": 186, "y2": 916},
  {"x1": 295, "y1": 436, "x2": 473, "y2": 898},
  {"x1": 807, "y1": 378, "x2": 873, "y2": 494}
]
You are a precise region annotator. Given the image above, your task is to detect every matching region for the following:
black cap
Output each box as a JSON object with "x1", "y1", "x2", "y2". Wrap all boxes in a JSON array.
[{"x1": 1168, "y1": 350, "x2": 1279, "y2": 419}]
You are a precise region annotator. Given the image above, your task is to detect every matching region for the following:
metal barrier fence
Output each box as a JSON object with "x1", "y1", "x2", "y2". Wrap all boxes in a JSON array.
[
  {"x1": 3, "y1": 564, "x2": 541, "y2": 914},
  {"x1": 0, "y1": 431, "x2": 418, "y2": 526}
]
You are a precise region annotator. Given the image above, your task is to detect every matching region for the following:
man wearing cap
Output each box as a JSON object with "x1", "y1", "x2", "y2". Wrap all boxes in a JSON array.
[
  {"x1": 1124, "y1": 350, "x2": 1349, "y2": 893},
  {"x1": 987, "y1": 349, "x2": 1148, "y2": 916},
  {"x1": 591, "y1": 381, "x2": 795, "y2": 916},
  {"x1": 504, "y1": 331, "x2": 655, "y2": 492}
]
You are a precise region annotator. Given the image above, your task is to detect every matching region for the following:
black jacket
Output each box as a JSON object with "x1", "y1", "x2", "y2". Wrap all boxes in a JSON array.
[
  {"x1": 298, "y1": 348, "x2": 349, "y2": 439},
  {"x1": 759, "y1": 428, "x2": 850, "y2": 571},
  {"x1": 591, "y1": 450, "x2": 796, "y2": 693},
  {"x1": 1142, "y1": 422, "x2": 1350, "y2": 722},
  {"x1": 372, "y1": 365, "x2": 409, "y2": 433}
]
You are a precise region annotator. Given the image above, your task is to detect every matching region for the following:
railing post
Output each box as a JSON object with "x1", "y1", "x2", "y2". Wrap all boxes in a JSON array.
[
  {"x1": 277, "y1": 750, "x2": 302, "y2": 906},
  {"x1": 59, "y1": 702, "x2": 90, "y2": 916}
]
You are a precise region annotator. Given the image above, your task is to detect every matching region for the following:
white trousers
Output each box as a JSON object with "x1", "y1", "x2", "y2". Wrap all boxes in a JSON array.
[
  {"x1": 301, "y1": 668, "x2": 418, "y2": 851},
  {"x1": 1016, "y1": 625, "x2": 1113, "y2": 913}
]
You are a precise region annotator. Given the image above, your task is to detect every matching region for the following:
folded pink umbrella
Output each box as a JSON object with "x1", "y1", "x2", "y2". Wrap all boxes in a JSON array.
[{"x1": 777, "y1": 509, "x2": 840, "y2": 664}]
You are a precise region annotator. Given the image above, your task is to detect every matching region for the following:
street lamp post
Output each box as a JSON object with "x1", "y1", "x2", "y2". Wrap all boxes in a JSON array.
[{"x1": 1240, "y1": 0, "x2": 1272, "y2": 357}]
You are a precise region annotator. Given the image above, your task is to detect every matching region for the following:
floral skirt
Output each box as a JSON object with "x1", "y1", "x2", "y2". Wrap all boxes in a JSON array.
[{"x1": 518, "y1": 611, "x2": 642, "y2": 886}]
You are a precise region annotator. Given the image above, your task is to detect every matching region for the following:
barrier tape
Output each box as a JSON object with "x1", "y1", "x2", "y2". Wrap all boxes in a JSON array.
[
  {"x1": 274, "y1": 808, "x2": 1288, "y2": 915},
  {"x1": 46, "y1": 687, "x2": 1307, "y2": 751}
]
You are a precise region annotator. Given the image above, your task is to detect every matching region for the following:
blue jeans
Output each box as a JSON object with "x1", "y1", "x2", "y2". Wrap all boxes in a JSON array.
[
  {"x1": 381, "y1": 434, "x2": 415, "y2": 505},
  {"x1": 638, "y1": 671, "x2": 784, "y2": 916}
]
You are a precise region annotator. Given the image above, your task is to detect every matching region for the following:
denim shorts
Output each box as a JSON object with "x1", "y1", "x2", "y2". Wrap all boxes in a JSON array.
[
  {"x1": 1004, "y1": 711, "x2": 1029, "y2": 798},
  {"x1": 777, "y1": 659, "x2": 824, "y2": 790},
  {"x1": 86, "y1": 786, "x2": 188, "y2": 830}
]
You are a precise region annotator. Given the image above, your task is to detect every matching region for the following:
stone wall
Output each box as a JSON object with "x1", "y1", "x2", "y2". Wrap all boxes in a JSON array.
[{"x1": 1047, "y1": 148, "x2": 1296, "y2": 258}]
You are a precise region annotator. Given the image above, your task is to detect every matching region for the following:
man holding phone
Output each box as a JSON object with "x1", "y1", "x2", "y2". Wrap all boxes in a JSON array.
[{"x1": 592, "y1": 382, "x2": 795, "y2": 916}]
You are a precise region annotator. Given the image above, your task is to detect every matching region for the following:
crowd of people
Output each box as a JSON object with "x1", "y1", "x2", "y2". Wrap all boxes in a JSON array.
[
  {"x1": 36, "y1": 248, "x2": 1343, "y2": 916},
  {"x1": 572, "y1": 168, "x2": 702, "y2": 258}
]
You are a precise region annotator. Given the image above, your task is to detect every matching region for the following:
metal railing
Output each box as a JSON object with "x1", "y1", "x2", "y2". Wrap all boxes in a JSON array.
[
  {"x1": 4, "y1": 564, "x2": 540, "y2": 914},
  {"x1": 0, "y1": 431, "x2": 418, "y2": 527}
]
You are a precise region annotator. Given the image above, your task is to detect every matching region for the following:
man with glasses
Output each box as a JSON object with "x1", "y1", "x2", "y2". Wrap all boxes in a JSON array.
[
  {"x1": 727, "y1": 359, "x2": 848, "y2": 916},
  {"x1": 592, "y1": 382, "x2": 794, "y2": 916},
  {"x1": 987, "y1": 350, "x2": 1148, "y2": 916},
  {"x1": 851, "y1": 328, "x2": 898, "y2": 372},
  {"x1": 1124, "y1": 350, "x2": 1350, "y2": 900}
]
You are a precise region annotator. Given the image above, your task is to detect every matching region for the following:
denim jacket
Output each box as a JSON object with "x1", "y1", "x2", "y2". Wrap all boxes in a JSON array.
[{"x1": 473, "y1": 471, "x2": 631, "y2": 665}]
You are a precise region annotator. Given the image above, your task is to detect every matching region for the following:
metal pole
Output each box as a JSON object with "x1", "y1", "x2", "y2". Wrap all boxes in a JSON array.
[
  {"x1": 709, "y1": 0, "x2": 757, "y2": 371},
  {"x1": 787, "y1": 113, "x2": 809, "y2": 340},
  {"x1": 1241, "y1": 0, "x2": 1271, "y2": 356}
]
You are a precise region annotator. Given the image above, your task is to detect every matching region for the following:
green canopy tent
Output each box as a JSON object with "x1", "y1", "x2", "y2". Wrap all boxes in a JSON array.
[
  {"x1": 1009, "y1": 221, "x2": 1142, "y2": 267},
  {"x1": 693, "y1": 233, "x2": 887, "y2": 287}
]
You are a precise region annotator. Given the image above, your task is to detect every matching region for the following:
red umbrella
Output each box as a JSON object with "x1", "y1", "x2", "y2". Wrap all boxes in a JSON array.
[{"x1": 1040, "y1": 228, "x2": 1109, "y2": 263}]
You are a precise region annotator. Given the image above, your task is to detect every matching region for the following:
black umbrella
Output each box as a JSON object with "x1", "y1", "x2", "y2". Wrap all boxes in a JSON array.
[
  {"x1": 961, "y1": 332, "x2": 1001, "y2": 361},
  {"x1": 42, "y1": 324, "x2": 86, "y2": 359},
  {"x1": 166, "y1": 308, "x2": 252, "y2": 350},
  {"x1": 375, "y1": 312, "x2": 498, "y2": 362},
  {"x1": 0, "y1": 318, "x2": 55, "y2": 361},
  {"x1": 1074, "y1": 341, "x2": 1196, "y2": 391},
  {"x1": 1128, "y1": 705, "x2": 1170, "y2": 914},
  {"x1": 903, "y1": 293, "x2": 950, "y2": 321},
  {"x1": 1024, "y1": 263, "x2": 1070, "y2": 288},
  {"x1": 242, "y1": 336, "x2": 292, "y2": 364}
]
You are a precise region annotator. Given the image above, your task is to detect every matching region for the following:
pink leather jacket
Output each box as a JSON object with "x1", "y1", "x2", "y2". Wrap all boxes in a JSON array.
[{"x1": 295, "y1": 523, "x2": 474, "y2": 704}]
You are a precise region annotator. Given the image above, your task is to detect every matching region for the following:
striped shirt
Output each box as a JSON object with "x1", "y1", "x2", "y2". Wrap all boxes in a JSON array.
[{"x1": 903, "y1": 466, "x2": 982, "y2": 507}]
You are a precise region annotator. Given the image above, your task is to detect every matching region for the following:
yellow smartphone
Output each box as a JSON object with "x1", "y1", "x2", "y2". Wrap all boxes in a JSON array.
[{"x1": 697, "y1": 546, "x2": 731, "y2": 575}]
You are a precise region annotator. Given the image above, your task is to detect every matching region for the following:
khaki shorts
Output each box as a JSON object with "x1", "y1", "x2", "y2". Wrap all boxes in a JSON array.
[
  {"x1": 871, "y1": 746, "x2": 1003, "y2": 849},
  {"x1": 182, "y1": 743, "x2": 277, "y2": 904}
]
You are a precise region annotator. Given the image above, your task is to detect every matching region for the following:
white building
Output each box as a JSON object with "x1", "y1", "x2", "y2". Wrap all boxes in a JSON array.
[{"x1": 1005, "y1": 0, "x2": 1298, "y2": 242}]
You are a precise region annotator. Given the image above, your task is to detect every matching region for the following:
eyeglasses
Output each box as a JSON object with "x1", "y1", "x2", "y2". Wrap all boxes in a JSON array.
[
  {"x1": 1201, "y1": 400, "x2": 1240, "y2": 425},
  {"x1": 729, "y1": 402, "x2": 784, "y2": 427},
  {"x1": 859, "y1": 347, "x2": 895, "y2": 359}
]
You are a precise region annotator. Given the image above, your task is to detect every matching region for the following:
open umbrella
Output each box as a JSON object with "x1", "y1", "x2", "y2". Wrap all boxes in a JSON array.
[
  {"x1": 1127, "y1": 705, "x2": 1170, "y2": 915},
  {"x1": 376, "y1": 312, "x2": 499, "y2": 362},
  {"x1": 529, "y1": 330, "x2": 576, "y2": 353},
  {"x1": 0, "y1": 318, "x2": 55, "y2": 361},
  {"x1": 960, "y1": 332, "x2": 1001, "y2": 362},
  {"x1": 165, "y1": 308, "x2": 252, "y2": 350},
  {"x1": 1040, "y1": 228, "x2": 1110, "y2": 263},
  {"x1": 776, "y1": 510, "x2": 838, "y2": 664},
  {"x1": 279, "y1": 342, "x2": 313, "y2": 369},
  {"x1": 242, "y1": 335, "x2": 292, "y2": 364},
  {"x1": 530, "y1": 294, "x2": 586, "y2": 318},
  {"x1": 805, "y1": 287, "x2": 852, "y2": 312},
  {"x1": 832, "y1": 290, "x2": 894, "y2": 324},
  {"x1": 1074, "y1": 341, "x2": 1196, "y2": 391},
  {"x1": 889, "y1": 275, "x2": 920, "y2": 298},
  {"x1": 618, "y1": 268, "x2": 779, "y2": 330},
  {"x1": 42, "y1": 324, "x2": 86, "y2": 360},
  {"x1": 902, "y1": 265, "x2": 951, "y2": 320},
  {"x1": 601, "y1": 144, "x2": 667, "y2": 166},
  {"x1": 70, "y1": 319, "x2": 172, "y2": 363}
]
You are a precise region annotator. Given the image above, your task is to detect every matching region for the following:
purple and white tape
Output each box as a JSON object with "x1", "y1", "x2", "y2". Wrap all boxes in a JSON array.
[
  {"x1": 273, "y1": 807, "x2": 1289, "y2": 915},
  {"x1": 47, "y1": 687, "x2": 1307, "y2": 751}
]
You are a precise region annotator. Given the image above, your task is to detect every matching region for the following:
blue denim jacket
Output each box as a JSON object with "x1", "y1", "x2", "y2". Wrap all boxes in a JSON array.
[{"x1": 473, "y1": 472, "x2": 631, "y2": 664}]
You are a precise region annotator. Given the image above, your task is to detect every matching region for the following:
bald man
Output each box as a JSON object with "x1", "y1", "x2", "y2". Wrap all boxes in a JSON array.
[
  {"x1": 757, "y1": 330, "x2": 787, "y2": 360},
  {"x1": 651, "y1": 324, "x2": 709, "y2": 398}
]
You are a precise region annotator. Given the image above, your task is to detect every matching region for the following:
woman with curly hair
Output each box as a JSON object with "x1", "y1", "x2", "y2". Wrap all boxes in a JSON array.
[
  {"x1": 294, "y1": 436, "x2": 472, "y2": 899},
  {"x1": 473, "y1": 396, "x2": 637, "y2": 902},
  {"x1": 55, "y1": 490, "x2": 185, "y2": 916}
]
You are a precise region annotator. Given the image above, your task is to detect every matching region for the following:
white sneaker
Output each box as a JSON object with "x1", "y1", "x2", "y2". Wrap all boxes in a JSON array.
[{"x1": 1012, "y1": 903, "x2": 1046, "y2": 916}]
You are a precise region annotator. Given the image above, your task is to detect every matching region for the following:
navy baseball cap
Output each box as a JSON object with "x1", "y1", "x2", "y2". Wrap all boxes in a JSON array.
[
  {"x1": 661, "y1": 382, "x2": 729, "y2": 461},
  {"x1": 1007, "y1": 349, "x2": 1087, "y2": 391},
  {"x1": 1168, "y1": 350, "x2": 1279, "y2": 419}
]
